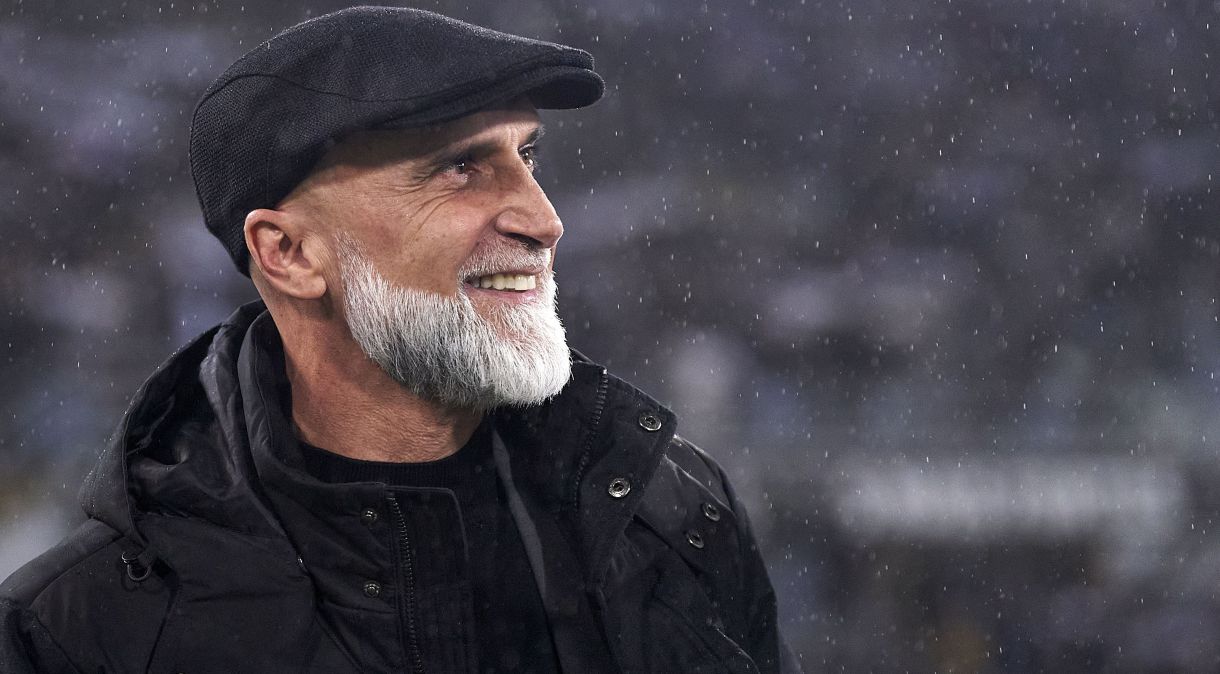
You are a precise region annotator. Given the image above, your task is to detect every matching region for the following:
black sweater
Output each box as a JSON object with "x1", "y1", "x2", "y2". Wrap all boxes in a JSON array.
[{"x1": 300, "y1": 421, "x2": 559, "y2": 673}]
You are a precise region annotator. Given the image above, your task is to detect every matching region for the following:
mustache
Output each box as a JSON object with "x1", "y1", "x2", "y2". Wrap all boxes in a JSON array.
[{"x1": 457, "y1": 245, "x2": 552, "y2": 279}]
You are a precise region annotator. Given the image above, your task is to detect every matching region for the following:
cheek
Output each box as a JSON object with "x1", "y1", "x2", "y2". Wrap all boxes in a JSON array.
[{"x1": 381, "y1": 201, "x2": 490, "y2": 293}]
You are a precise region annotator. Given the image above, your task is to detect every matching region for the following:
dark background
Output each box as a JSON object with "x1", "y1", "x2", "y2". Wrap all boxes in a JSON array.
[{"x1": 3, "y1": 0, "x2": 1220, "y2": 671}]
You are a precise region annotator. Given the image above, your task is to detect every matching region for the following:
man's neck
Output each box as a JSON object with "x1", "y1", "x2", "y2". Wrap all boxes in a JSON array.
[{"x1": 281, "y1": 328, "x2": 482, "y2": 464}]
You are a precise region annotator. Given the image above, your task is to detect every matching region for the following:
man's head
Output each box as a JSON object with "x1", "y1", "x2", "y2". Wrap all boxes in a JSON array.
[
  {"x1": 189, "y1": 7, "x2": 603, "y2": 409},
  {"x1": 248, "y1": 100, "x2": 571, "y2": 410}
]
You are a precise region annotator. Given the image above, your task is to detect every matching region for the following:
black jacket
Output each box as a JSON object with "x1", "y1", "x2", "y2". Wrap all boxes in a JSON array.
[{"x1": 1, "y1": 303, "x2": 799, "y2": 673}]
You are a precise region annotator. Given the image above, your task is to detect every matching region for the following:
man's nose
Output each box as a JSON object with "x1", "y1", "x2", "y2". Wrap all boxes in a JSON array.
[{"x1": 492, "y1": 163, "x2": 564, "y2": 250}]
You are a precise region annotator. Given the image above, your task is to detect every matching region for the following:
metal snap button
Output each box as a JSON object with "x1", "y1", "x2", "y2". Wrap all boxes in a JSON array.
[
  {"x1": 686, "y1": 530, "x2": 705, "y2": 549},
  {"x1": 701, "y1": 502, "x2": 721, "y2": 522},
  {"x1": 360, "y1": 508, "x2": 379, "y2": 526},
  {"x1": 638, "y1": 412, "x2": 662, "y2": 432},
  {"x1": 607, "y1": 477, "x2": 632, "y2": 498},
  {"x1": 362, "y1": 581, "x2": 382, "y2": 598}
]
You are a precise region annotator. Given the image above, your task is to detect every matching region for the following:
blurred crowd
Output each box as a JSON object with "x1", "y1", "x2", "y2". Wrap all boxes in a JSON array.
[{"x1": 3, "y1": 0, "x2": 1220, "y2": 671}]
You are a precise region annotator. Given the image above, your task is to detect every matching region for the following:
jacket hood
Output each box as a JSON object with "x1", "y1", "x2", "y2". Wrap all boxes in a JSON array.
[
  {"x1": 79, "y1": 301, "x2": 677, "y2": 579},
  {"x1": 79, "y1": 302, "x2": 281, "y2": 553}
]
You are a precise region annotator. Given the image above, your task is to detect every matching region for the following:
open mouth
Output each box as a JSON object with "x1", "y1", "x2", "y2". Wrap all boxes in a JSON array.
[{"x1": 465, "y1": 272, "x2": 539, "y2": 292}]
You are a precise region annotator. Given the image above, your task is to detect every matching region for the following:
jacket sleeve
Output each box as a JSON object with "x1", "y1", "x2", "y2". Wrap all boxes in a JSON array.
[{"x1": 0, "y1": 599, "x2": 82, "y2": 674}]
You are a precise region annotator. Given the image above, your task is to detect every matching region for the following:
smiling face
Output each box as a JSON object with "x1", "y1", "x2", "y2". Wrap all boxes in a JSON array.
[
  {"x1": 278, "y1": 100, "x2": 572, "y2": 408},
  {"x1": 299, "y1": 99, "x2": 563, "y2": 318}
]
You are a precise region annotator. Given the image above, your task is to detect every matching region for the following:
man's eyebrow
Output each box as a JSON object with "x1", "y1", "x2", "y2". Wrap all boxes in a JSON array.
[
  {"x1": 457, "y1": 125, "x2": 545, "y2": 154},
  {"x1": 524, "y1": 125, "x2": 545, "y2": 145}
]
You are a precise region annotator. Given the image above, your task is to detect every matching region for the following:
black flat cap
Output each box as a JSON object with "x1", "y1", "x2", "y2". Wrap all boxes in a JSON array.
[{"x1": 190, "y1": 6, "x2": 604, "y2": 275}]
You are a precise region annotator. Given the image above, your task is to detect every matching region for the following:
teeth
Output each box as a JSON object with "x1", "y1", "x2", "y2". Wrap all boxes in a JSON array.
[{"x1": 472, "y1": 273, "x2": 537, "y2": 291}]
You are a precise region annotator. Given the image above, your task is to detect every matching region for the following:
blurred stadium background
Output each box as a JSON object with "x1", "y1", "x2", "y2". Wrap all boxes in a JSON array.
[{"x1": 3, "y1": 0, "x2": 1220, "y2": 671}]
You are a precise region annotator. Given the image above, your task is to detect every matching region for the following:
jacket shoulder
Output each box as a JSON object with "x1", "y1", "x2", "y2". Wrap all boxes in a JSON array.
[
  {"x1": 0, "y1": 520, "x2": 122, "y2": 606},
  {"x1": 663, "y1": 434, "x2": 733, "y2": 504},
  {"x1": 1, "y1": 520, "x2": 123, "y2": 674},
  {"x1": 635, "y1": 436, "x2": 804, "y2": 673},
  {"x1": 1, "y1": 520, "x2": 173, "y2": 673},
  {"x1": 635, "y1": 434, "x2": 741, "y2": 579}
]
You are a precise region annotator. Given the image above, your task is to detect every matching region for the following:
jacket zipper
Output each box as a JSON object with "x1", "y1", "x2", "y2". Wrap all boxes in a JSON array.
[{"x1": 387, "y1": 494, "x2": 425, "y2": 673}]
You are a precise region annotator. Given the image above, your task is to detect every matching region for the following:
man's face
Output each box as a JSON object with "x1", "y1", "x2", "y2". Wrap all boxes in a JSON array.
[
  {"x1": 303, "y1": 100, "x2": 563, "y2": 316},
  {"x1": 292, "y1": 100, "x2": 572, "y2": 408}
]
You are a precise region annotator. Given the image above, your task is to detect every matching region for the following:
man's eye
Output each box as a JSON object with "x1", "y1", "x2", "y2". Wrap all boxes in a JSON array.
[
  {"x1": 438, "y1": 154, "x2": 473, "y2": 177},
  {"x1": 520, "y1": 145, "x2": 540, "y2": 171}
]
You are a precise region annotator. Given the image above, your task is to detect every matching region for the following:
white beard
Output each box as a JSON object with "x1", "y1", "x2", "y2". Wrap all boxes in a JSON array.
[{"x1": 336, "y1": 234, "x2": 572, "y2": 411}]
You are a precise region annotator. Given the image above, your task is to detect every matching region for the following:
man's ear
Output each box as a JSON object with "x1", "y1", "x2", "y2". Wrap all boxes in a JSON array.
[{"x1": 244, "y1": 208, "x2": 328, "y2": 300}]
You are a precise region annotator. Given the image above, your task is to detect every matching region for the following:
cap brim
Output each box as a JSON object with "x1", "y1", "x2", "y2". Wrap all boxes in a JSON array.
[{"x1": 377, "y1": 65, "x2": 604, "y2": 130}]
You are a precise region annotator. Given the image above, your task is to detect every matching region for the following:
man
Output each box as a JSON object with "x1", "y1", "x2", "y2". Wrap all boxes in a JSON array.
[{"x1": 1, "y1": 7, "x2": 797, "y2": 673}]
